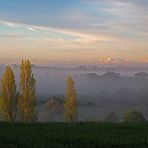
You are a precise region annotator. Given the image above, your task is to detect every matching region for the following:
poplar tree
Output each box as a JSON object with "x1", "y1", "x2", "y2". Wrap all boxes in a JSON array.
[
  {"x1": 17, "y1": 60, "x2": 37, "y2": 122},
  {"x1": 0, "y1": 66, "x2": 17, "y2": 121},
  {"x1": 64, "y1": 76, "x2": 77, "y2": 122}
]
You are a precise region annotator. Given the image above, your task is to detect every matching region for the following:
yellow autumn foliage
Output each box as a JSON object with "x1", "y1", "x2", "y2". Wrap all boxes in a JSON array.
[
  {"x1": 17, "y1": 59, "x2": 37, "y2": 122},
  {"x1": 64, "y1": 76, "x2": 77, "y2": 122},
  {"x1": 0, "y1": 66, "x2": 17, "y2": 121}
]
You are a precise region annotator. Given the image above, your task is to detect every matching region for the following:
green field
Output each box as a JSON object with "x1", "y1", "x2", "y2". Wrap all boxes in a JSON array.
[{"x1": 0, "y1": 122, "x2": 148, "y2": 148}]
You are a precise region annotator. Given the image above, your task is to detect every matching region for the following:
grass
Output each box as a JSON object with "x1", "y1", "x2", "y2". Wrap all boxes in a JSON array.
[{"x1": 0, "y1": 122, "x2": 148, "y2": 147}]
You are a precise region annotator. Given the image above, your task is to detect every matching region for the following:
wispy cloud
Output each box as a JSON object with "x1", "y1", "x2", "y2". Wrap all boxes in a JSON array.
[
  {"x1": 0, "y1": 19, "x2": 121, "y2": 42},
  {"x1": 27, "y1": 27, "x2": 37, "y2": 31},
  {"x1": 0, "y1": 0, "x2": 148, "y2": 64},
  {"x1": 0, "y1": 20, "x2": 20, "y2": 27}
]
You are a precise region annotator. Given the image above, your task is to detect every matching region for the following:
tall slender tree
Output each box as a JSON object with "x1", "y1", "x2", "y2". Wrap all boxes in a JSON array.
[
  {"x1": 17, "y1": 60, "x2": 37, "y2": 122},
  {"x1": 0, "y1": 66, "x2": 17, "y2": 121},
  {"x1": 64, "y1": 76, "x2": 77, "y2": 122}
]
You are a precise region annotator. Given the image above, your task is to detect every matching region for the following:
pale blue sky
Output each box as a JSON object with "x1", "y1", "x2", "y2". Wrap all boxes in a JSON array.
[{"x1": 0, "y1": 0, "x2": 148, "y2": 65}]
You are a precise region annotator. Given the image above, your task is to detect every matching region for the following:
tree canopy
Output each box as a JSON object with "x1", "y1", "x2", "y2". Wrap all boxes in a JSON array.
[
  {"x1": 64, "y1": 76, "x2": 77, "y2": 122},
  {"x1": 0, "y1": 66, "x2": 17, "y2": 121}
]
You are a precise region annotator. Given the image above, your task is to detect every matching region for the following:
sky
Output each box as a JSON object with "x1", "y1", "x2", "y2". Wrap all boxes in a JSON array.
[{"x1": 0, "y1": 0, "x2": 148, "y2": 66}]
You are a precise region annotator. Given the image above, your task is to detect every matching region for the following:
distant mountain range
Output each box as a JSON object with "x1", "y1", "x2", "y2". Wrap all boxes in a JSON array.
[{"x1": 0, "y1": 64, "x2": 148, "y2": 72}]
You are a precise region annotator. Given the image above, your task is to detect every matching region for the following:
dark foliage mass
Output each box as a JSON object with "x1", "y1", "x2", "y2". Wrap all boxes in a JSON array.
[
  {"x1": 0, "y1": 122, "x2": 148, "y2": 148},
  {"x1": 123, "y1": 111, "x2": 145, "y2": 122}
]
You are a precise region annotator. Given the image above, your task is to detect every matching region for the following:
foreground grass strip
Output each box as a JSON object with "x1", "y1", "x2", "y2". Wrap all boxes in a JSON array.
[{"x1": 0, "y1": 122, "x2": 147, "y2": 148}]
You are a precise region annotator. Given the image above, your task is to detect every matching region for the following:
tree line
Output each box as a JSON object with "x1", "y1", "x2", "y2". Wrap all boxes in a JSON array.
[
  {"x1": 0, "y1": 59, "x2": 77, "y2": 122},
  {"x1": 1, "y1": 59, "x2": 144, "y2": 123}
]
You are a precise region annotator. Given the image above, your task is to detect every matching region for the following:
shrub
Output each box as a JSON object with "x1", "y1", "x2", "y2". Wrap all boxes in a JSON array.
[{"x1": 123, "y1": 110, "x2": 145, "y2": 122}]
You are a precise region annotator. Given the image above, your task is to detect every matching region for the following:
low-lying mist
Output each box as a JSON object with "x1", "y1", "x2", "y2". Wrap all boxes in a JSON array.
[{"x1": 1, "y1": 65, "x2": 148, "y2": 122}]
